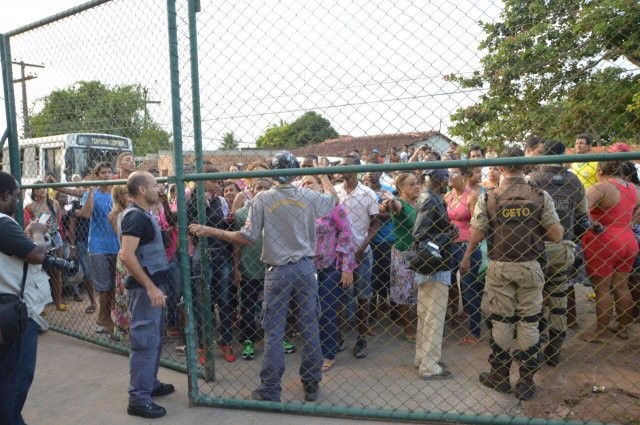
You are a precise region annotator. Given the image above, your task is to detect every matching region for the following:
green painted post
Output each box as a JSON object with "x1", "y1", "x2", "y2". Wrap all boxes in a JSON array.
[
  {"x1": 0, "y1": 34, "x2": 23, "y2": 225},
  {"x1": 187, "y1": 0, "x2": 216, "y2": 383},
  {"x1": 165, "y1": 0, "x2": 202, "y2": 402}
]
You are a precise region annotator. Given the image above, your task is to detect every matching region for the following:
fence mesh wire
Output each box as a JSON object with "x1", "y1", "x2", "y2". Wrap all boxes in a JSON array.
[{"x1": 2, "y1": 0, "x2": 639, "y2": 424}]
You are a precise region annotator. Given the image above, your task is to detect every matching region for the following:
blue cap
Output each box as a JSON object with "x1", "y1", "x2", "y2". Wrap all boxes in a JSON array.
[{"x1": 423, "y1": 168, "x2": 449, "y2": 182}]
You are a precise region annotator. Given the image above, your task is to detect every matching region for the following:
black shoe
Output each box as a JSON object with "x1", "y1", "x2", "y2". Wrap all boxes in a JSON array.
[
  {"x1": 336, "y1": 338, "x2": 346, "y2": 352},
  {"x1": 127, "y1": 402, "x2": 166, "y2": 418},
  {"x1": 151, "y1": 383, "x2": 175, "y2": 397},
  {"x1": 302, "y1": 380, "x2": 319, "y2": 402},
  {"x1": 479, "y1": 371, "x2": 511, "y2": 394},
  {"x1": 251, "y1": 390, "x2": 280, "y2": 402},
  {"x1": 353, "y1": 339, "x2": 367, "y2": 359}
]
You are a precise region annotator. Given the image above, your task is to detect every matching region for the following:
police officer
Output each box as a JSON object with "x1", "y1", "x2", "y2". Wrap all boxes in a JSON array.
[
  {"x1": 460, "y1": 147, "x2": 563, "y2": 401},
  {"x1": 120, "y1": 171, "x2": 174, "y2": 418},
  {"x1": 527, "y1": 140, "x2": 588, "y2": 366}
]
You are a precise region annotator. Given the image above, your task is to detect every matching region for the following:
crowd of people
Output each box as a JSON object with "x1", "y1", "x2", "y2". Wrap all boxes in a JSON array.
[{"x1": 3, "y1": 133, "x2": 640, "y2": 421}]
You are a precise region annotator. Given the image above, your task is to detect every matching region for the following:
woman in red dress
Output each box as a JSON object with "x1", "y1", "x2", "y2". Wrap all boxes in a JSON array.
[{"x1": 582, "y1": 161, "x2": 640, "y2": 342}]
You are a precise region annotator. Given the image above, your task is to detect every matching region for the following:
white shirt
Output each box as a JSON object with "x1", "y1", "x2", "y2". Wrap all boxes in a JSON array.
[{"x1": 335, "y1": 182, "x2": 379, "y2": 249}]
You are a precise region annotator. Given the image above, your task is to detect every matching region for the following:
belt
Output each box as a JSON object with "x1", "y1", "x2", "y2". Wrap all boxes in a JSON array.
[{"x1": 267, "y1": 256, "x2": 313, "y2": 268}]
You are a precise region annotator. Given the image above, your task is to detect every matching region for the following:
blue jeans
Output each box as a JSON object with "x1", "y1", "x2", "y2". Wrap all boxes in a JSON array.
[
  {"x1": 190, "y1": 252, "x2": 233, "y2": 346},
  {"x1": 257, "y1": 258, "x2": 322, "y2": 401},
  {"x1": 209, "y1": 255, "x2": 234, "y2": 346},
  {"x1": 238, "y1": 278, "x2": 263, "y2": 342},
  {"x1": 371, "y1": 242, "x2": 392, "y2": 301},
  {"x1": 318, "y1": 265, "x2": 344, "y2": 360},
  {"x1": 0, "y1": 319, "x2": 39, "y2": 425},
  {"x1": 450, "y1": 242, "x2": 483, "y2": 338},
  {"x1": 165, "y1": 258, "x2": 182, "y2": 330},
  {"x1": 343, "y1": 249, "x2": 373, "y2": 324}
]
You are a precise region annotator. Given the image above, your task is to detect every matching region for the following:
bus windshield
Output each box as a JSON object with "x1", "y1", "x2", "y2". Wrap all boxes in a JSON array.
[{"x1": 64, "y1": 147, "x2": 126, "y2": 180}]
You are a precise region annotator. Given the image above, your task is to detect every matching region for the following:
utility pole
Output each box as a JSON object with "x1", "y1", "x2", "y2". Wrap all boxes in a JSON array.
[
  {"x1": 12, "y1": 61, "x2": 45, "y2": 138},
  {"x1": 142, "y1": 87, "x2": 161, "y2": 128}
]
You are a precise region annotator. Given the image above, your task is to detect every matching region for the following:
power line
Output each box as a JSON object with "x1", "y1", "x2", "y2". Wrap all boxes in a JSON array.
[{"x1": 11, "y1": 60, "x2": 45, "y2": 138}]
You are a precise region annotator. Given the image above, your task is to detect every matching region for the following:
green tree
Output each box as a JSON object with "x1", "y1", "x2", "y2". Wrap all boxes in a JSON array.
[
  {"x1": 256, "y1": 112, "x2": 338, "y2": 148},
  {"x1": 135, "y1": 123, "x2": 172, "y2": 156},
  {"x1": 220, "y1": 132, "x2": 239, "y2": 150},
  {"x1": 448, "y1": 0, "x2": 640, "y2": 146},
  {"x1": 29, "y1": 80, "x2": 171, "y2": 155}
]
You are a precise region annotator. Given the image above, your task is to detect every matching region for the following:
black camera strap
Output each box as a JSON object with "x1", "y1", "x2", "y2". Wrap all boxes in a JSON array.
[{"x1": 19, "y1": 263, "x2": 28, "y2": 300}]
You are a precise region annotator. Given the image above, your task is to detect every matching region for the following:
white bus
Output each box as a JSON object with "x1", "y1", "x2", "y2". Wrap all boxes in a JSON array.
[{"x1": 1, "y1": 132, "x2": 133, "y2": 184}]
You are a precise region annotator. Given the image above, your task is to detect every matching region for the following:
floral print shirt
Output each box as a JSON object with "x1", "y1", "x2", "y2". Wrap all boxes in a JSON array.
[{"x1": 314, "y1": 203, "x2": 358, "y2": 273}]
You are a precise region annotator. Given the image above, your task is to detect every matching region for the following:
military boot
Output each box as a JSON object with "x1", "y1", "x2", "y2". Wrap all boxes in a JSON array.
[
  {"x1": 544, "y1": 329, "x2": 565, "y2": 367},
  {"x1": 515, "y1": 345, "x2": 541, "y2": 401},
  {"x1": 479, "y1": 345, "x2": 512, "y2": 394}
]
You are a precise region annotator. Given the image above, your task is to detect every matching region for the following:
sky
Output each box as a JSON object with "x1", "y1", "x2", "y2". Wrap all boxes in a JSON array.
[
  {"x1": 0, "y1": 1, "x2": 85, "y2": 32},
  {"x1": 1, "y1": 0, "x2": 87, "y2": 135},
  {"x1": 1, "y1": 0, "x2": 501, "y2": 150}
]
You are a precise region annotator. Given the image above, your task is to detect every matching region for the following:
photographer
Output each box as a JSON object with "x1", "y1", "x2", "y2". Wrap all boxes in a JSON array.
[{"x1": 0, "y1": 171, "x2": 52, "y2": 425}]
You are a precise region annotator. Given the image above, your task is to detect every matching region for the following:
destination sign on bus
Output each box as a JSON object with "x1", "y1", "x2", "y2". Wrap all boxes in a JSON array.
[{"x1": 76, "y1": 135, "x2": 130, "y2": 149}]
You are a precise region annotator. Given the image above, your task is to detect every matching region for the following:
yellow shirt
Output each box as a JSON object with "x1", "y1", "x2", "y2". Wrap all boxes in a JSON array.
[{"x1": 570, "y1": 161, "x2": 598, "y2": 189}]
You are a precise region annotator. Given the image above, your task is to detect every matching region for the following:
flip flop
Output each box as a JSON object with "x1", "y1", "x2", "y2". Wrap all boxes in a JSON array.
[
  {"x1": 459, "y1": 336, "x2": 480, "y2": 346},
  {"x1": 85, "y1": 304, "x2": 96, "y2": 314},
  {"x1": 608, "y1": 326, "x2": 630, "y2": 340},
  {"x1": 403, "y1": 333, "x2": 416, "y2": 343},
  {"x1": 321, "y1": 359, "x2": 335, "y2": 373},
  {"x1": 579, "y1": 333, "x2": 606, "y2": 344},
  {"x1": 95, "y1": 327, "x2": 110, "y2": 334}
]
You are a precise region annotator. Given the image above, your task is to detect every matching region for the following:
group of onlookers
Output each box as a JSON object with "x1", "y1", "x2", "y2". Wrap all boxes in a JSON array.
[{"x1": 18, "y1": 133, "x2": 640, "y2": 411}]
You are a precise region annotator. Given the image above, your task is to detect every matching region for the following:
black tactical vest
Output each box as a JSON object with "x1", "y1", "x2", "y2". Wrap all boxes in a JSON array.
[
  {"x1": 528, "y1": 165, "x2": 585, "y2": 242},
  {"x1": 487, "y1": 178, "x2": 545, "y2": 262}
]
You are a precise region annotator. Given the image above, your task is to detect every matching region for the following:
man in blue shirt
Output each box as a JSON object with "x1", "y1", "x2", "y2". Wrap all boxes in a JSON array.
[{"x1": 81, "y1": 162, "x2": 119, "y2": 335}]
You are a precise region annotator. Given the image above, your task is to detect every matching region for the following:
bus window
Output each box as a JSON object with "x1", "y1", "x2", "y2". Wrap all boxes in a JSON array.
[
  {"x1": 21, "y1": 147, "x2": 39, "y2": 179},
  {"x1": 43, "y1": 147, "x2": 62, "y2": 181}
]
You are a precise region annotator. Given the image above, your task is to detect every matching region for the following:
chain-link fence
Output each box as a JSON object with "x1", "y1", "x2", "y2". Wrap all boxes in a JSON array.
[{"x1": 2, "y1": 0, "x2": 640, "y2": 424}]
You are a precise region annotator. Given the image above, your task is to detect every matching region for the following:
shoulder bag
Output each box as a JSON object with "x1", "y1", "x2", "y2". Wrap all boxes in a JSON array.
[
  {"x1": 402, "y1": 191, "x2": 453, "y2": 275},
  {"x1": 0, "y1": 263, "x2": 29, "y2": 347}
]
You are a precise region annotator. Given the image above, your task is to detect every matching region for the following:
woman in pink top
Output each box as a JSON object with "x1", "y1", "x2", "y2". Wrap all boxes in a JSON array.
[
  {"x1": 445, "y1": 167, "x2": 483, "y2": 345},
  {"x1": 301, "y1": 175, "x2": 357, "y2": 373}
]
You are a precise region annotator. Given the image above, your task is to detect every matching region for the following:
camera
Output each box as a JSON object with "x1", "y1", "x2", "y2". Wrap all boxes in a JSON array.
[{"x1": 43, "y1": 253, "x2": 76, "y2": 273}]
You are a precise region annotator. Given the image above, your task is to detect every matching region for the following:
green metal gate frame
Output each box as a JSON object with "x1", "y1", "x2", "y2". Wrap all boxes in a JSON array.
[{"x1": 3, "y1": 1, "x2": 639, "y2": 424}]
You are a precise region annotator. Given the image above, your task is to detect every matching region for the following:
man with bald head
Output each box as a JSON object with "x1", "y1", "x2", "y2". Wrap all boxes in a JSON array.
[{"x1": 120, "y1": 171, "x2": 174, "y2": 418}]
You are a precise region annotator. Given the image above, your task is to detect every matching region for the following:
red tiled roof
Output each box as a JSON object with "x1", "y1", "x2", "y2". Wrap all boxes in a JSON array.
[{"x1": 292, "y1": 131, "x2": 451, "y2": 158}]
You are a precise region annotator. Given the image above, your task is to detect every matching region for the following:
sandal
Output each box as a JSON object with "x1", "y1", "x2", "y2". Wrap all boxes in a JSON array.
[
  {"x1": 608, "y1": 325, "x2": 630, "y2": 340},
  {"x1": 403, "y1": 333, "x2": 416, "y2": 343},
  {"x1": 85, "y1": 304, "x2": 96, "y2": 314},
  {"x1": 56, "y1": 303, "x2": 69, "y2": 312},
  {"x1": 579, "y1": 331, "x2": 607, "y2": 344},
  {"x1": 321, "y1": 358, "x2": 336, "y2": 373},
  {"x1": 459, "y1": 336, "x2": 480, "y2": 346}
]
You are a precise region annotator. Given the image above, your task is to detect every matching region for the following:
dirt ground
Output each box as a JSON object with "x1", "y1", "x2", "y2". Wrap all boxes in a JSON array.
[
  {"x1": 520, "y1": 285, "x2": 640, "y2": 424},
  {"x1": 46, "y1": 283, "x2": 640, "y2": 424}
]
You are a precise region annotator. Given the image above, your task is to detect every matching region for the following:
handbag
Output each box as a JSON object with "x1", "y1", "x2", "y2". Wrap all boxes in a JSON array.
[
  {"x1": 403, "y1": 233, "x2": 452, "y2": 275},
  {"x1": 0, "y1": 263, "x2": 29, "y2": 347}
]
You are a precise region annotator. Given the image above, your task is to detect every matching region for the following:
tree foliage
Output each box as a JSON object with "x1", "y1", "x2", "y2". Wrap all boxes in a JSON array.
[
  {"x1": 29, "y1": 80, "x2": 171, "y2": 155},
  {"x1": 256, "y1": 111, "x2": 338, "y2": 148},
  {"x1": 448, "y1": 0, "x2": 640, "y2": 147},
  {"x1": 221, "y1": 132, "x2": 239, "y2": 150}
]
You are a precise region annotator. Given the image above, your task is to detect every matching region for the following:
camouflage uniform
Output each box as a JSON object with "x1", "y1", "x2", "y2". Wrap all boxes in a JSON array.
[{"x1": 472, "y1": 176, "x2": 560, "y2": 399}]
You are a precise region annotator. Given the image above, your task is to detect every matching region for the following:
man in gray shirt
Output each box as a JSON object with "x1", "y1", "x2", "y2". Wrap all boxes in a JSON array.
[{"x1": 189, "y1": 152, "x2": 336, "y2": 402}]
